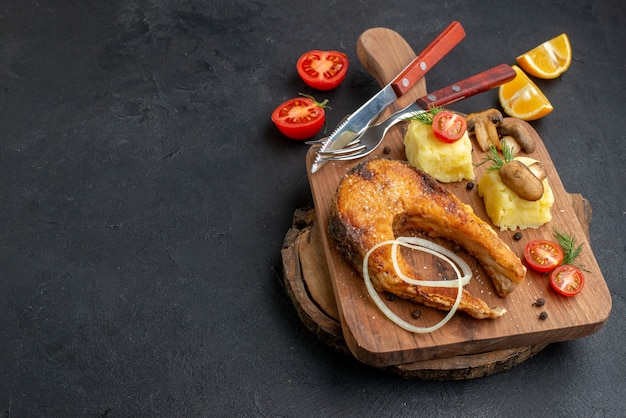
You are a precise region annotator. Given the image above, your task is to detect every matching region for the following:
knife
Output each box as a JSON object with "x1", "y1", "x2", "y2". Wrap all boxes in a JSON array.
[{"x1": 310, "y1": 21, "x2": 466, "y2": 174}]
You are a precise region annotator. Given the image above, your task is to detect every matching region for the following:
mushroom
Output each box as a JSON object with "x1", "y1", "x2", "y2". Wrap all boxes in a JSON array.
[
  {"x1": 466, "y1": 109, "x2": 503, "y2": 151},
  {"x1": 498, "y1": 118, "x2": 538, "y2": 153},
  {"x1": 498, "y1": 160, "x2": 544, "y2": 201}
]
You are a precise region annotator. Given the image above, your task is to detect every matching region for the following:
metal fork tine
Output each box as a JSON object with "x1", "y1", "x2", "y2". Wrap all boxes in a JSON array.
[
  {"x1": 315, "y1": 155, "x2": 350, "y2": 163},
  {"x1": 317, "y1": 151, "x2": 371, "y2": 162},
  {"x1": 304, "y1": 139, "x2": 326, "y2": 145},
  {"x1": 306, "y1": 137, "x2": 362, "y2": 148},
  {"x1": 317, "y1": 143, "x2": 366, "y2": 155}
]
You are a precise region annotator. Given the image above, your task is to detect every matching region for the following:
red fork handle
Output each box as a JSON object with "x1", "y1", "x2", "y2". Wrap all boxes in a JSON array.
[{"x1": 415, "y1": 64, "x2": 516, "y2": 109}]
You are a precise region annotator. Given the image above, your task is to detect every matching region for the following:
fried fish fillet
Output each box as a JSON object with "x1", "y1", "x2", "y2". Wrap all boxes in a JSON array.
[{"x1": 328, "y1": 158, "x2": 526, "y2": 319}]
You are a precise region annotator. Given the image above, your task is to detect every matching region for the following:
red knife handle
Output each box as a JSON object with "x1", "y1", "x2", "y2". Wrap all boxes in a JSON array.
[
  {"x1": 415, "y1": 64, "x2": 516, "y2": 109},
  {"x1": 390, "y1": 21, "x2": 466, "y2": 97}
]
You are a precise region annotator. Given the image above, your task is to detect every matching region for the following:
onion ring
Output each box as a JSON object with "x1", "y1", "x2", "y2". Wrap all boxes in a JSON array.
[{"x1": 362, "y1": 237, "x2": 472, "y2": 333}]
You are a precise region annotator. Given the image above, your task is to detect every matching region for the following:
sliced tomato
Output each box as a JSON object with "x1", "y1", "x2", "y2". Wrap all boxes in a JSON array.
[
  {"x1": 271, "y1": 96, "x2": 327, "y2": 140},
  {"x1": 550, "y1": 265, "x2": 585, "y2": 296},
  {"x1": 297, "y1": 50, "x2": 348, "y2": 91},
  {"x1": 431, "y1": 111, "x2": 467, "y2": 143},
  {"x1": 524, "y1": 239, "x2": 564, "y2": 273}
]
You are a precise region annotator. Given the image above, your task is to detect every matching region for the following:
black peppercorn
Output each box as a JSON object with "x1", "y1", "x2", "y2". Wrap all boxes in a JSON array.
[
  {"x1": 386, "y1": 293, "x2": 397, "y2": 302},
  {"x1": 411, "y1": 309, "x2": 421, "y2": 319},
  {"x1": 539, "y1": 311, "x2": 548, "y2": 320},
  {"x1": 466, "y1": 181, "x2": 475, "y2": 190},
  {"x1": 513, "y1": 231, "x2": 523, "y2": 241},
  {"x1": 383, "y1": 145, "x2": 391, "y2": 154},
  {"x1": 533, "y1": 297, "x2": 546, "y2": 307}
]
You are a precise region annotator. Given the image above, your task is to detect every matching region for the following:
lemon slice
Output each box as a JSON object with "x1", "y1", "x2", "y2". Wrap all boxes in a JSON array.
[
  {"x1": 516, "y1": 33, "x2": 572, "y2": 79},
  {"x1": 499, "y1": 65, "x2": 553, "y2": 121}
]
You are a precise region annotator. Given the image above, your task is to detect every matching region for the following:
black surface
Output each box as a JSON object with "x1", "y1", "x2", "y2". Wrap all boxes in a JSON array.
[{"x1": 1, "y1": 1, "x2": 624, "y2": 416}]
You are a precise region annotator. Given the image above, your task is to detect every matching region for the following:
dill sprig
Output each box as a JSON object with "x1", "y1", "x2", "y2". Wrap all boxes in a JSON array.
[
  {"x1": 476, "y1": 142, "x2": 516, "y2": 170},
  {"x1": 555, "y1": 229, "x2": 585, "y2": 266},
  {"x1": 402, "y1": 106, "x2": 445, "y2": 125}
]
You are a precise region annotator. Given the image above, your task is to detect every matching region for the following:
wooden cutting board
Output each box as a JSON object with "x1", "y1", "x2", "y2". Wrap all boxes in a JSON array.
[
  {"x1": 305, "y1": 27, "x2": 612, "y2": 367},
  {"x1": 282, "y1": 199, "x2": 588, "y2": 379}
]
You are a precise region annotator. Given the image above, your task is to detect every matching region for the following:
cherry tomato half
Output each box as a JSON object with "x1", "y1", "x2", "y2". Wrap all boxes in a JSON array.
[
  {"x1": 550, "y1": 264, "x2": 585, "y2": 296},
  {"x1": 297, "y1": 50, "x2": 349, "y2": 91},
  {"x1": 431, "y1": 111, "x2": 467, "y2": 143},
  {"x1": 524, "y1": 239, "x2": 564, "y2": 273},
  {"x1": 271, "y1": 96, "x2": 327, "y2": 140}
]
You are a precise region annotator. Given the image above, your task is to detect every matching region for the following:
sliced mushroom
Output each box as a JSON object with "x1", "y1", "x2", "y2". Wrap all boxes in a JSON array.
[
  {"x1": 466, "y1": 109, "x2": 503, "y2": 151},
  {"x1": 500, "y1": 135, "x2": 522, "y2": 156},
  {"x1": 527, "y1": 161, "x2": 547, "y2": 181},
  {"x1": 498, "y1": 118, "x2": 538, "y2": 153}
]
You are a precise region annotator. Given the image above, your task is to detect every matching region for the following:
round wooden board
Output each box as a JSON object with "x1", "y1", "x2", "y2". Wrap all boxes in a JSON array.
[{"x1": 281, "y1": 194, "x2": 591, "y2": 380}]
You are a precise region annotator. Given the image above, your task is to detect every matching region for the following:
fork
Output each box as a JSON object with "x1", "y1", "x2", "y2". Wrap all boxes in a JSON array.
[
  {"x1": 315, "y1": 64, "x2": 516, "y2": 162},
  {"x1": 315, "y1": 106, "x2": 415, "y2": 160}
]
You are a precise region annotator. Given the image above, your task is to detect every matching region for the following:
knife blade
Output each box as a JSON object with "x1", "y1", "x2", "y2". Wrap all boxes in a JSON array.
[{"x1": 310, "y1": 21, "x2": 466, "y2": 174}]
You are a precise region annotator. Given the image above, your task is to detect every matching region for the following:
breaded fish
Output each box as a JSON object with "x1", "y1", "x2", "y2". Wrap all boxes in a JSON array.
[{"x1": 328, "y1": 158, "x2": 526, "y2": 319}]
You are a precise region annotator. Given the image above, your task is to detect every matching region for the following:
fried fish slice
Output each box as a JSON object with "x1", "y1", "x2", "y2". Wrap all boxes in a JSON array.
[{"x1": 328, "y1": 158, "x2": 526, "y2": 319}]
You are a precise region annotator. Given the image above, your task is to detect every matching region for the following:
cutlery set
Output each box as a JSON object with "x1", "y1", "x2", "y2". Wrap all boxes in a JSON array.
[{"x1": 308, "y1": 21, "x2": 516, "y2": 174}]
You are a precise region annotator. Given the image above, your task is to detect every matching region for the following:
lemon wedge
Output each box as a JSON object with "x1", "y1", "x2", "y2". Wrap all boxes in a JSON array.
[
  {"x1": 499, "y1": 65, "x2": 553, "y2": 121},
  {"x1": 516, "y1": 33, "x2": 572, "y2": 79}
]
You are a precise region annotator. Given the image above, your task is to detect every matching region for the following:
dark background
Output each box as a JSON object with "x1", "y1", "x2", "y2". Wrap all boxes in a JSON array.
[{"x1": 1, "y1": 0, "x2": 624, "y2": 416}]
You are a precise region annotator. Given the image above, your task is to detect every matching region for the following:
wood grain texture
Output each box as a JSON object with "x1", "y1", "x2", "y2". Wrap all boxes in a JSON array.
[
  {"x1": 355, "y1": 28, "x2": 428, "y2": 111},
  {"x1": 305, "y1": 28, "x2": 612, "y2": 367}
]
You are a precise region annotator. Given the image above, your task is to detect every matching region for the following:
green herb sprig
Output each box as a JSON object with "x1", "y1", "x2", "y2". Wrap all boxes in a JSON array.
[
  {"x1": 555, "y1": 229, "x2": 585, "y2": 267},
  {"x1": 475, "y1": 142, "x2": 516, "y2": 170},
  {"x1": 402, "y1": 106, "x2": 445, "y2": 125}
]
